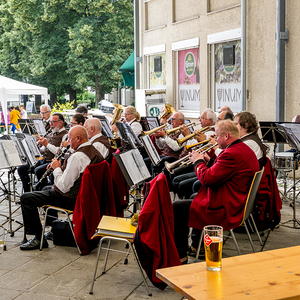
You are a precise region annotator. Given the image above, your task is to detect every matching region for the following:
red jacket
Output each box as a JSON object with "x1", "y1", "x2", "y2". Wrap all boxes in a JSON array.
[
  {"x1": 134, "y1": 173, "x2": 181, "y2": 290},
  {"x1": 189, "y1": 140, "x2": 259, "y2": 231},
  {"x1": 254, "y1": 157, "x2": 282, "y2": 230},
  {"x1": 73, "y1": 161, "x2": 116, "y2": 255}
]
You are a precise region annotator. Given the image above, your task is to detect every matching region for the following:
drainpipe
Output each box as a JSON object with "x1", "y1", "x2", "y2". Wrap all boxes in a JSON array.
[
  {"x1": 241, "y1": 0, "x2": 246, "y2": 111},
  {"x1": 276, "y1": 0, "x2": 288, "y2": 122},
  {"x1": 134, "y1": 0, "x2": 141, "y2": 95}
]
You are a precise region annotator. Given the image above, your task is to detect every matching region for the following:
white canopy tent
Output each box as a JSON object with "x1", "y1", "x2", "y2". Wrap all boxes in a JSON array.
[{"x1": 0, "y1": 75, "x2": 48, "y2": 132}]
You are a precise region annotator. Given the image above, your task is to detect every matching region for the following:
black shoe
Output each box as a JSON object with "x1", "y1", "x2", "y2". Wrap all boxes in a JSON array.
[
  {"x1": 45, "y1": 230, "x2": 53, "y2": 241},
  {"x1": 20, "y1": 237, "x2": 48, "y2": 250}
]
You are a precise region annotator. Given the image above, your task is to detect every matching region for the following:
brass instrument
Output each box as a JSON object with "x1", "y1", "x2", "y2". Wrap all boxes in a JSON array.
[
  {"x1": 185, "y1": 139, "x2": 210, "y2": 150},
  {"x1": 165, "y1": 143, "x2": 218, "y2": 174},
  {"x1": 176, "y1": 125, "x2": 215, "y2": 147},
  {"x1": 140, "y1": 124, "x2": 167, "y2": 136},
  {"x1": 165, "y1": 121, "x2": 201, "y2": 136},
  {"x1": 109, "y1": 103, "x2": 124, "y2": 149},
  {"x1": 159, "y1": 103, "x2": 176, "y2": 120}
]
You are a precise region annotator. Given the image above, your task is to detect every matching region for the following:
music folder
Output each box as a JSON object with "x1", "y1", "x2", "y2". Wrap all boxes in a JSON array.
[
  {"x1": 91, "y1": 216, "x2": 136, "y2": 240},
  {"x1": 115, "y1": 148, "x2": 151, "y2": 186},
  {"x1": 140, "y1": 135, "x2": 161, "y2": 166},
  {"x1": 0, "y1": 140, "x2": 23, "y2": 170}
]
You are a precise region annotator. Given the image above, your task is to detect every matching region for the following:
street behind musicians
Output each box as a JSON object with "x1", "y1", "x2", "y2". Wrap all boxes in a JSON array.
[
  {"x1": 17, "y1": 113, "x2": 68, "y2": 192},
  {"x1": 172, "y1": 120, "x2": 259, "y2": 263},
  {"x1": 20, "y1": 125, "x2": 104, "y2": 250}
]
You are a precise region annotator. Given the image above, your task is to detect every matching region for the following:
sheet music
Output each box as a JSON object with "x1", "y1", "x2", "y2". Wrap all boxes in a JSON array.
[
  {"x1": 140, "y1": 135, "x2": 161, "y2": 166},
  {"x1": 11, "y1": 136, "x2": 27, "y2": 164},
  {"x1": 33, "y1": 119, "x2": 46, "y2": 136},
  {"x1": 0, "y1": 140, "x2": 23, "y2": 169},
  {"x1": 120, "y1": 149, "x2": 151, "y2": 185},
  {"x1": 21, "y1": 139, "x2": 36, "y2": 166},
  {"x1": 25, "y1": 134, "x2": 41, "y2": 157},
  {"x1": 281, "y1": 123, "x2": 300, "y2": 143}
]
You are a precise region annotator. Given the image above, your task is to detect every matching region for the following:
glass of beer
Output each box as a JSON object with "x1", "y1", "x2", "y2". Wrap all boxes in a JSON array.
[{"x1": 203, "y1": 225, "x2": 223, "y2": 271}]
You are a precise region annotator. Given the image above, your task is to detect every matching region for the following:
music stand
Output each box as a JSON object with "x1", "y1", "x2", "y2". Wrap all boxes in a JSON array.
[
  {"x1": 276, "y1": 123, "x2": 300, "y2": 228},
  {"x1": 18, "y1": 119, "x2": 38, "y2": 135},
  {"x1": 140, "y1": 117, "x2": 160, "y2": 131},
  {"x1": 115, "y1": 149, "x2": 151, "y2": 213},
  {"x1": 139, "y1": 135, "x2": 162, "y2": 166},
  {"x1": 116, "y1": 122, "x2": 143, "y2": 149},
  {"x1": 93, "y1": 115, "x2": 115, "y2": 139}
]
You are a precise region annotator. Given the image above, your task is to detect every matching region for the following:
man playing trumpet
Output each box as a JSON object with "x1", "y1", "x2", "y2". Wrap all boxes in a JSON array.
[{"x1": 172, "y1": 120, "x2": 259, "y2": 264}]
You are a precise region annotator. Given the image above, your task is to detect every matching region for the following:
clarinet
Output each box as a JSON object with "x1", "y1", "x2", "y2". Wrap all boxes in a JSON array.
[
  {"x1": 33, "y1": 145, "x2": 70, "y2": 190},
  {"x1": 36, "y1": 128, "x2": 52, "y2": 148}
]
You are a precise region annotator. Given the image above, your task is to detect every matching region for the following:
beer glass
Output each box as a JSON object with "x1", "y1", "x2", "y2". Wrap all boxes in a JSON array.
[{"x1": 203, "y1": 225, "x2": 223, "y2": 271}]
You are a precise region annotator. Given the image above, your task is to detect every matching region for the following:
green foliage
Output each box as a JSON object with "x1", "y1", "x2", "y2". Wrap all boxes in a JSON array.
[
  {"x1": 52, "y1": 100, "x2": 75, "y2": 113},
  {"x1": 0, "y1": 0, "x2": 134, "y2": 101}
]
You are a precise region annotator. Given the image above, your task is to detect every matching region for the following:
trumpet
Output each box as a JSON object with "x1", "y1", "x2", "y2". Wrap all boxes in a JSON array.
[
  {"x1": 165, "y1": 122, "x2": 201, "y2": 136},
  {"x1": 176, "y1": 125, "x2": 215, "y2": 147},
  {"x1": 164, "y1": 143, "x2": 218, "y2": 174},
  {"x1": 140, "y1": 124, "x2": 167, "y2": 136},
  {"x1": 159, "y1": 103, "x2": 175, "y2": 120},
  {"x1": 185, "y1": 139, "x2": 210, "y2": 150}
]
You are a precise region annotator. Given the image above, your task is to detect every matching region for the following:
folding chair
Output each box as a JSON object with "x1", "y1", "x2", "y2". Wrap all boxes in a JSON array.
[
  {"x1": 40, "y1": 205, "x2": 82, "y2": 255},
  {"x1": 89, "y1": 216, "x2": 152, "y2": 296},
  {"x1": 195, "y1": 167, "x2": 264, "y2": 260}
]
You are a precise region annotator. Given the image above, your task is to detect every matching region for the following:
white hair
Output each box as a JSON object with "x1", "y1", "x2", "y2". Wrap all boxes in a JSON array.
[{"x1": 204, "y1": 109, "x2": 217, "y2": 124}]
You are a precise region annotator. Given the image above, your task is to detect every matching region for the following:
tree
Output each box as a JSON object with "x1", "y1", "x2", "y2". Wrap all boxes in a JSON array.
[{"x1": 0, "y1": 0, "x2": 134, "y2": 106}]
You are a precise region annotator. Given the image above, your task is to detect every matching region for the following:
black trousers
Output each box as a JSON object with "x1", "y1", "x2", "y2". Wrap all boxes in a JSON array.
[{"x1": 20, "y1": 189, "x2": 76, "y2": 238}]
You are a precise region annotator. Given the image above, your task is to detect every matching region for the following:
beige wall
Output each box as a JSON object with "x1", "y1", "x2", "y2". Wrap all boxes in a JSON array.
[{"x1": 139, "y1": 0, "x2": 299, "y2": 122}]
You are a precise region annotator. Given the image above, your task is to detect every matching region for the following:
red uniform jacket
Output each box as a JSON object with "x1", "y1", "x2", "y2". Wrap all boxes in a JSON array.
[
  {"x1": 254, "y1": 157, "x2": 282, "y2": 230},
  {"x1": 189, "y1": 140, "x2": 259, "y2": 231},
  {"x1": 73, "y1": 161, "x2": 116, "y2": 255},
  {"x1": 134, "y1": 173, "x2": 181, "y2": 290}
]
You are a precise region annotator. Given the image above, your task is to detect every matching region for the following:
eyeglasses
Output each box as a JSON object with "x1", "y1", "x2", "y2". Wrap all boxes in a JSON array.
[
  {"x1": 70, "y1": 122, "x2": 78, "y2": 126},
  {"x1": 170, "y1": 118, "x2": 178, "y2": 121},
  {"x1": 50, "y1": 120, "x2": 59, "y2": 124},
  {"x1": 124, "y1": 113, "x2": 132, "y2": 116},
  {"x1": 215, "y1": 133, "x2": 225, "y2": 139},
  {"x1": 41, "y1": 112, "x2": 49, "y2": 115}
]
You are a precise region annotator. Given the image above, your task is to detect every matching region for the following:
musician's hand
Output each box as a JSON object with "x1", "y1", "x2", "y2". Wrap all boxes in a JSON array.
[
  {"x1": 156, "y1": 130, "x2": 166, "y2": 138},
  {"x1": 61, "y1": 140, "x2": 69, "y2": 148},
  {"x1": 180, "y1": 125, "x2": 190, "y2": 136},
  {"x1": 194, "y1": 131, "x2": 206, "y2": 142},
  {"x1": 39, "y1": 137, "x2": 48, "y2": 147},
  {"x1": 51, "y1": 158, "x2": 61, "y2": 170},
  {"x1": 111, "y1": 124, "x2": 118, "y2": 132},
  {"x1": 189, "y1": 150, "x2": 204, "y2": 163}
]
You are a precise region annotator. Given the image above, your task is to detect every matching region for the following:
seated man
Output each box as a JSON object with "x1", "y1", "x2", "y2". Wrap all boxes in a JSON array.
[
  {"x1": 84, "y1": 118, "x2": 112, "y2": 161},
  {"x1": 18, "y1": 113, "x2": 68, "y2": 192},
  {"x1": 173, "y1": 120, "x2": 259, "y2": 263},
  {"x1": 19, "y1": 125, "x2": 104, "y2": 250}
]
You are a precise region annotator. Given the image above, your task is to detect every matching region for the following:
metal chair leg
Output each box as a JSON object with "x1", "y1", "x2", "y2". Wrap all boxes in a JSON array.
[
  {"x1": 229, "y1": 229, "x2": 241, "y2": 255},
  {"x1": 250, "y1": 214, "x2": 263, "y2": 246},
  {"x1": 102, "y1": 239, "x2": 111, "y2": 274},
  {"x1": 40, "y1": 207, "x2": 49, "y2": 251},
  {"x1": 195, "y1": 231, "x2": 204, "y2": 261},
  {"x1": 243, "y1": 223, "x2": 255, "y2": 252}
]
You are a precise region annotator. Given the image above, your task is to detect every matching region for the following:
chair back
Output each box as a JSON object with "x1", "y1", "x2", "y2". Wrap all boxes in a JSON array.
[{"x1": 240, "y1": 167, "x2": 264, "y2": 225}]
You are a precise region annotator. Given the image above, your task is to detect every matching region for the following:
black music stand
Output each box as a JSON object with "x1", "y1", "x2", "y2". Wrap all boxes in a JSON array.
[
  {"x1": 276, "y1": 123, "x2": 300, "y2": 228},
  {"x1": 139, "y1": 135, "x2": 161, "y2": 166},
  {"x1": 18, "y1": 119, "x2": 38, "y2": 135},
  {"x1": 140, "y1": 117, "x2": 159, "y2": 131},
  {"x1": 93, "y1": 115, "x2": 115, "y2": 139}
]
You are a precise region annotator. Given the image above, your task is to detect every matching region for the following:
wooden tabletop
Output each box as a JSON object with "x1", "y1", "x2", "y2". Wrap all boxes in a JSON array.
[{"x1": 156, "y1": 246, "x2": 300, "y2": 300}]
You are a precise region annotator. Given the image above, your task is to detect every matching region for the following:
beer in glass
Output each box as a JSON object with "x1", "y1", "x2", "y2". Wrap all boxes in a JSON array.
[{"x1": 203, "y1": 225, "x2": 223, "y2": 271}]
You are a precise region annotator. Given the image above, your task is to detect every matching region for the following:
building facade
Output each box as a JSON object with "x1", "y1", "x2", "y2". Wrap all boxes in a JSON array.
[{"x1": 136, "y1": 0, "x2": 298, "y2": 122}]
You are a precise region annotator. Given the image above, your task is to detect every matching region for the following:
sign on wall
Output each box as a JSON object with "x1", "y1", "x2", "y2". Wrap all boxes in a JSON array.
[
  {"x1": 215, "y1": 40, "x2": 242, "y2": 113},
  {"x1": 149, "y1": 53, "x2": 166, "y2": 89},
  {"x1": 178, "y1": 48, "x2": 200, "y2": 111}
]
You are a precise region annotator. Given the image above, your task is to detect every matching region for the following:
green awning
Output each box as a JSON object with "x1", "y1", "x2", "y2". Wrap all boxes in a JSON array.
[{"x1": 119, "y1": 52, "x2": 134, "y2": 87}]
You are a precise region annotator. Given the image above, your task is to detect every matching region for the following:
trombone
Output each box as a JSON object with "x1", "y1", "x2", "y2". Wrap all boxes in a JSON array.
[
  {"x1": 177, "y1": 125, "x2": 215, "y2": 147},
  {"x1": 165, "y1": 122, "x2": 201, "y2": 136},
  {"x1": 140, "y1": 124, "x2": 167, "y2": 136},
  {"x1": 165, "y1": 143, "x2": 218, "y2": 174}
]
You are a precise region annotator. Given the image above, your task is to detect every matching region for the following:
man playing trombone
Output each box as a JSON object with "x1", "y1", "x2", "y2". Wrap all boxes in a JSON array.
[{"x1": 172, "y1": 120, "x2": 259, "y2": 264}]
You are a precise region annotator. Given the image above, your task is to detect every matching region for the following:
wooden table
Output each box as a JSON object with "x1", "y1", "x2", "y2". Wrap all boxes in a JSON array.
[{"x1": 156, "y1": 246, "x2": 300, "y2": 300}]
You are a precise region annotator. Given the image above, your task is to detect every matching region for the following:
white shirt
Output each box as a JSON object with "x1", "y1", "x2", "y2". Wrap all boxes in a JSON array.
[
  {"x1": 44, "y1": 127, "x2": 68, "y2": 155},
  {"x1": 53, "y1": 141, "x2": 92, "y2": 193},
  {"x1": 156, "y1": 134, "x2": 184, "y2": 151},
  {"x1": 128, "y1": 118, "x2": 143, "y2": 137},
  {"x1": 243, "y1": 139, "x2": 263, "y2": 160},
  {"x1": 20, "y1": 110, "x2": 28, "y2": 119},
  {"x1": 90, "y1": 133, "x2": 109, "y2": 159}
]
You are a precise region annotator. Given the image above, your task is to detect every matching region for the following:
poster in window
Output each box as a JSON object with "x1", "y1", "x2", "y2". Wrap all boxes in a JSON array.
[
  {"x1": 215, "y1": 40, "x2": 242, "y2": 113},
  {"x1": 178, "y1": 48, "x2": 200, "y2": 111},
  {"x1": 149, "y1": 53, "x2": 166, "y2": 89}
]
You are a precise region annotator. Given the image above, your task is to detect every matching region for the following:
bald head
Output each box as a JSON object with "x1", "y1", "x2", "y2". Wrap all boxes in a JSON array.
[
  {"x1": 69, "y1": 125, "x2": 89, "y2": 150},
  {"x1": 84, "y1": 118, "x2": 102, "y2": 139}
]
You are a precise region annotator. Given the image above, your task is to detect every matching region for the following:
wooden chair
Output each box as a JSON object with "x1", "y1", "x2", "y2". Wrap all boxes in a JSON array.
[{"x1": 195, "y1": 167, "x2": 265, "y2": 260}]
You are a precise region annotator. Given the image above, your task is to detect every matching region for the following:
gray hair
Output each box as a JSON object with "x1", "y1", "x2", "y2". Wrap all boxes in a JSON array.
[
  {"x1": 40, "y1": 104, "x2": 51, "y2": 112},
  {"x1": 204, "y1": 108, "x2": 217, "y2": 124}
]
